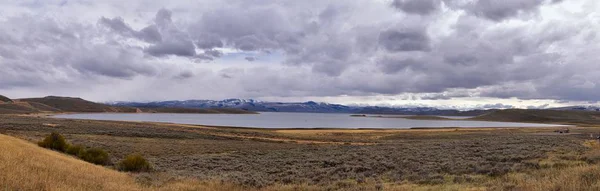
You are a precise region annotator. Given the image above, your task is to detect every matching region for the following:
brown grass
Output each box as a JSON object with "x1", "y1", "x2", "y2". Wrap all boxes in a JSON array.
[
  {"x1": 0, "y1": 133, "x2": 256, "y2": 191},
  {"x1": 0, "y1": 134, "x2": 140, "y2": 190},
  {"x1": 3, "y1": 131, "x2": 600, "y2": 191},
  {"x1": 4, "y1": 113, "x2": 600, "y2": 190}
]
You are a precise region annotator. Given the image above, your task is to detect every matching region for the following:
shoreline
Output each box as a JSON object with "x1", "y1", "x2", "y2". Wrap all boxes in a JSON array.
[{"x1": 40, "y1": 112, "x2": 570, "y2": 131}]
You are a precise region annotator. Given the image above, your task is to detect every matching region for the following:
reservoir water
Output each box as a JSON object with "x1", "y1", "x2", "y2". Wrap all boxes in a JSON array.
[{"x1": 52, "y1": 112, "x2": 566, "y2": 129}]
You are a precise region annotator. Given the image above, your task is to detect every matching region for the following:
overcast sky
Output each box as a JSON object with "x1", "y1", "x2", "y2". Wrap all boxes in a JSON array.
[{"x1": 1, "y1": 0, "x2": 599, "y2": 109}]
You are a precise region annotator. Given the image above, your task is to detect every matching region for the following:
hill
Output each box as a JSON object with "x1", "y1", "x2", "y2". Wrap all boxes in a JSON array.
[
  {"x1": 473, "y1": 109, "x2": 600, "y2": 124},
  {"x1": 0, "y1": 134, "x2": 141, "y2": 190},
  {"x1": 18, "y1": 96, "x2": 133, "y2": 113},
  {"x1": 0, "y1": 95, "x2": 12, "y2": 103},
  {"x1": 0, "y1": 102, "x2": 39, "y2": 114},
  {"x1": 550, "y1": 105, "x2": 600, "y2": 112}
]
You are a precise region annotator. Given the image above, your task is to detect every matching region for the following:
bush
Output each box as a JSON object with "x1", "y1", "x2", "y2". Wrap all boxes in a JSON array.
[
  {"x1": 37, "y1": 132, "x2": 69, "y2": 152},
  {"x1": 80, "y1": 148, "x2": 110, "y2": 165},
  {"x1": 66, "y1": 145, "x2": 85, "y2": 156},
  {"x1": 118, "y1": 154, "x2": 152, "y2": 172}
]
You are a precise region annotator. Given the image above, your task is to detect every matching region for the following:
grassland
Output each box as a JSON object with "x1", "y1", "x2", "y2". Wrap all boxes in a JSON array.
[
  {"x1": 473, "y1": 109, "x2": 600, "y2": 125},
  {"x1": 3, "y1": 113, "x2": 600, "y2": 190}
]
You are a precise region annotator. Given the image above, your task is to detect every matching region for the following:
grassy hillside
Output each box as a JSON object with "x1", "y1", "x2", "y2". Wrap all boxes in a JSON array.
[
  {"x1": 0, "y1": 102, "x2": 39, "y2": 114},
  {"x1": 18, "y1": 96, "x2": 131, "y2": 113},
  {"x1": 0, "y1": 134, "x2": 142, "y2": 190},
  {"x1": 0, "y1": 133, "x2": 328, "y2": 191},
  {"x1": 473, "y1": 109, "x2": 600, "y2": 124},
  {"x1": 0, "y1": 95, "x2": 12, "y2": 103}
]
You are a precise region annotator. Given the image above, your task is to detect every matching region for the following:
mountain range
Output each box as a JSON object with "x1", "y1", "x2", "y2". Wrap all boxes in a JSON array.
[
  {"x1": 0, "y1": 95, "x2": 255, "y2": 114},
  {"x1": 109, "y1": 99, "x2": 491, "y2": 116}
]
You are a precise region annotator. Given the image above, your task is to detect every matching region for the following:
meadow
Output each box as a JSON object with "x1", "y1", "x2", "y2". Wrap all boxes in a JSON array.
[{"x1": 2, "y1": 114, "x2": 600, "y2": 190}]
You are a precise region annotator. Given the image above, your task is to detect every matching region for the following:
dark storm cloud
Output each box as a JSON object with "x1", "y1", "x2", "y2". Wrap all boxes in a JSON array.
[
  {"x1": 173, "y1": 71, "x2": 194, "y2": 80},
  {"x1": 155, "y1": 8, "x2": 173, "y2": 28},
  {"x1": 464, "y1": 0, "x2": 547, "y2": 21},
  {"x1": 0, "y1": 14, "x2": 160, "y2": 91},
  {"x1": 189, "y1": 6, "x2": 298, "y2": 52},
  {"x1": 101, "y1": 8, "x2": 199, "y2": 58},
  {"x1": 203, "y1": 49, "x2": 222, "y2": 58},
  {"x1": 245, "y1": 57, "x2": 256, "y2": 62},
  {"x1": 392, "y1": 0, "x2": 441, "y2": 15},
  {"x1": 195, "y1": 35, "x2": 223, "y2": 49},
  {"x1": 145, "y1": 40, "x2": 196, "y2": 57},
  {"x1": 99, "y1": 17, "x2": 133, "y2": 34},
  {"x1": 377, "y1": 57, "x2": 423, "y2": 74},
  {"x1": 378, "y1": 29, "x2": 430, "y2": 52},
  {"x1": 99, "y1": 17, "x2": 162, "y2": 42},
  {"x1": 144, "y1": 9, "x2": 197, "y2": 57},
  {"x1": 138, "y1": 25, "x2": 162, "y2": 42}
]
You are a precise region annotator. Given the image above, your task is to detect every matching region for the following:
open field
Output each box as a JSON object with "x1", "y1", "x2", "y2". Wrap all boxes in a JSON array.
[{"x1": 3, "y1": 114, "x2": 600, "y2": 190}]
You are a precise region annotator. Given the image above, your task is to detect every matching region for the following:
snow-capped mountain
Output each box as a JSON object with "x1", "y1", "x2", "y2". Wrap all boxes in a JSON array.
[
  {"x1": 111, "y1": 99, "x2": 353, "y2": 113},
  {"x1": 109, "y1": 99, "x2": 490, "y2": 116}
]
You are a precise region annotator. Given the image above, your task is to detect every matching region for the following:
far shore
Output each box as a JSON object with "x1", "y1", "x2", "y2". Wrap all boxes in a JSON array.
[{"x1": 20, "y1": 112, "x2": 570, "y2": 131}]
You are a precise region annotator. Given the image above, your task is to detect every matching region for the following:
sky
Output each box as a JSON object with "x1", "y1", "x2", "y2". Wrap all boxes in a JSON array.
[{"x1": 0, "y1": 0, "x2": 599, "y2": 109}]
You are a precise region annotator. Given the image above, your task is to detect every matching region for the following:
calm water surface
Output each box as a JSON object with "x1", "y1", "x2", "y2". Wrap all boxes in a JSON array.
[{"x1": 52, "y1": 112, "x2": 566, "y2": 129}]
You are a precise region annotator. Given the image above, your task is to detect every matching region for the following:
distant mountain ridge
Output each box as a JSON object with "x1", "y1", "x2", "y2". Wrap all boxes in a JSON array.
[
  {"x1": 109, "y1": 99, "x2": 490, "y2": 116},
  {"x1": 549, "y1": 105, "x2": 600, "y2": 112},
  {"x1": 0, "y1": 96, "x2": 255, "y2": 114}
]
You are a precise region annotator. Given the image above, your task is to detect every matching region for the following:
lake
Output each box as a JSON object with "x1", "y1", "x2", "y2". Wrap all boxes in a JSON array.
[{"x1": 52, "y1": 112, "x2": 566, "y2": 129}]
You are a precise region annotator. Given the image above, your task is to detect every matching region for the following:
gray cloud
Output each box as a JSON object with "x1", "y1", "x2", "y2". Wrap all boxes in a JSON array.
[
  {"x1": 464, "y1": 0, "x2": 547, "y2": 21},
  {"x1": 392, "y1": 0, "x2": 441, "y2": 15},
  {"x1": 145, "y1": 39, "x2": 196, "y2": 57},
  {"x1": 99, "y1": 17, "x2": 162, "y2": 42},
  {"x1": 1, "y1": 0, "x2": 600, "y2": 105},
  {"x1": 138, "y1": 25, "x2": 162, "y2": 42},
  {"x1": 378, "y1": 29, "x2": 430, "y2": 52},
  {"x1": 145, "y1": 9, "x2": 197, "y2": 57},
  {"x1": 245, "y1": 57, "x2": 256, "y2": 62},
  {"x1": 203, "y1": 49, "x2": 222, "y2": 58},
  {"x1": 377, "y1": 57, "x2": 423, "y2": 74}
]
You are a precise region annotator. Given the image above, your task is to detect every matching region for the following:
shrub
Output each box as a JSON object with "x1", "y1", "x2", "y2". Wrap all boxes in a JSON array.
[
  {"x1": 80, "y1": 148, "x2": 110, "y2": 165},
  {"x1": 118, "y1": 153, "x2": 152, "y2": 172},
  {"x1": 66, "y1": 145, "x2": 85, "y2": 156},
  {"x1": 37, "y1": 132, "x2": 69, "y2": 152}
]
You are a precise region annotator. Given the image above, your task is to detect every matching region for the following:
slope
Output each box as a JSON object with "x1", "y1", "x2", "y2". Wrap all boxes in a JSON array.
[
  {"x1": 0, "y1": 95, "x2": 12, "y2": 103},
  {"x1": 18, "y1": 96, "x2": 135, "y2": 113},
  {"x1": 473, "y1": 109, "x2": 600, "y2": 124},
  {"x1": 0, "y1": 134, "x2": 141, "y2": 190}
]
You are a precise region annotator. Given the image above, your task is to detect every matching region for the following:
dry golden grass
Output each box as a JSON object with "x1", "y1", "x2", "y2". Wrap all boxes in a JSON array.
[
  {"x1": 490, "y1": 165, "x2": 600, "y2": 191},
  {"x1": 0, "y1": 134, "x2": 141, "y2": 191},
  {"x1": 4, "y1": 131, "x2": 600, "y2": 191},
  {"x1": 0, "y1": 133, "x2": 242, "y2": 191}
]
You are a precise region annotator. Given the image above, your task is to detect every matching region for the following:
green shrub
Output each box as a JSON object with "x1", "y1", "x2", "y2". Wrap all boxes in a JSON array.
[
  {"x1": 37, "y1": 132, "x2": 69, "y2": 152},
  {"x1": 66, "y1": 145, "x2": 85, "y2": 156},
  {"x1": 118, "y1": 154, "x2": 152, "y2": 172},
  {"x1": 80, "y1": 148, "x2": 110, "y2": 165}
]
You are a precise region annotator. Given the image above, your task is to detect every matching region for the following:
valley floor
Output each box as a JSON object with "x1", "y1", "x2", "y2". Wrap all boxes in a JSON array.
[{"x1": 2, "y1": 114, "x2": 600, "y2": 190}]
